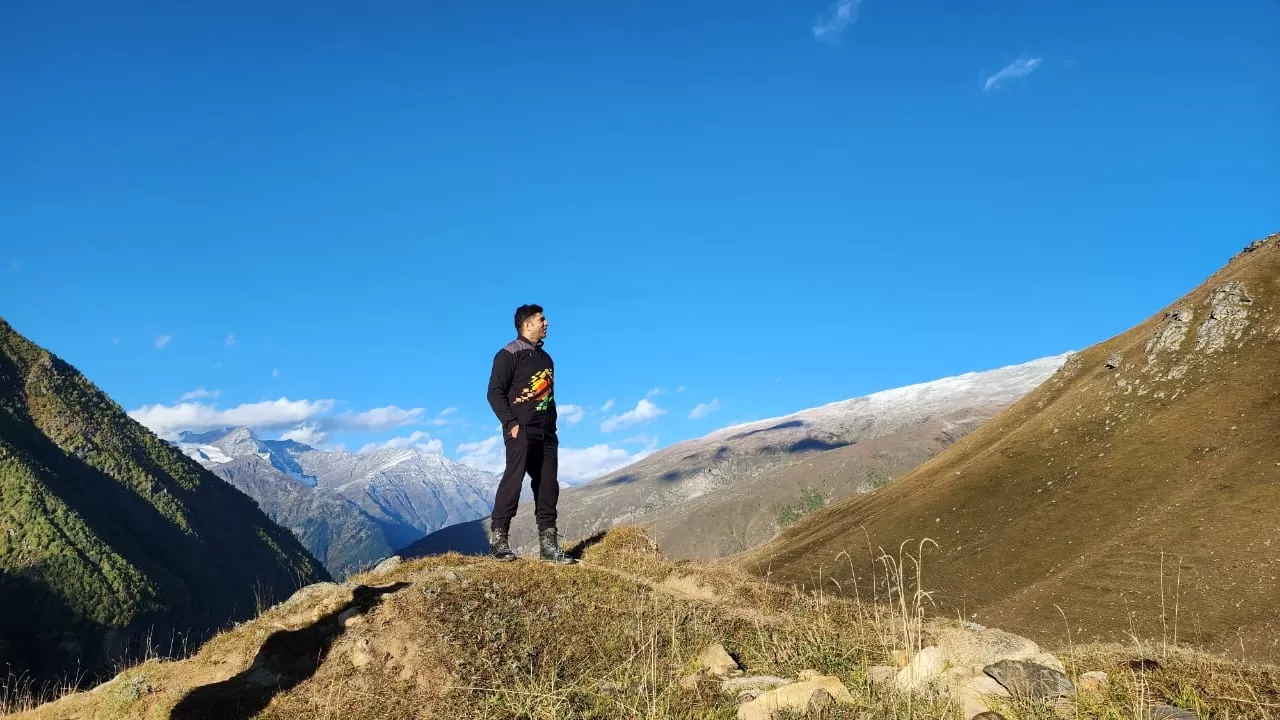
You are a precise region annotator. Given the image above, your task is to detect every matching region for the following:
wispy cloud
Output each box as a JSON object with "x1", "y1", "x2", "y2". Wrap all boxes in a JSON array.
[
  {"x1": 812, "y1": 0, "x2": 864, "y2": 43},
  {"x1": 983, "y1": 56, "x2": 1042, "y2": 92},
  {"x1": 328, "y1": 405, "x2": 424, "y2": 431},
  {"x1": 600, "y1": 399, "x2": 616, "y2": 413},
  {"x1": 601, "y1": 399, "x2": 666, "y2": 432},
  {"x1": 646, "y1": 387, "x2": 666, "y2": 398},
  {"x1": 112, "y1": 338, "x2": 122, "y2": 346},
  {"x1": 424, "y1": 407, "x2": 459, "y2": 427},
  {"x1": 178, "y1": 388, "x2": 220, "y2": 402},
  {"x1": 280, "y1": 424, "x2": 328, "y2": 447},
  {"x1": 9, "y1": 258, "x2": 19, "y2": 273},
  {"x1": 129, "y1": 398, "x2": 425, "y2": 439},
  {"x1": 272, "y1": 368, "x2": 280, "y2": 377},
  {"x1": 154, "y1": 335, "x2": 171, "y2": 350},
  {"x1": 454, "y1": 436, "x2": 654, "y2": 485},
  {"x1": 559, "y1": 404, "x2": 586, "y2": 427},
  {"x1": 689, "y1": 398, "x2": 721, "y2": 420},
  {"x1": 225, "y1": 334, "x2": 237, "y2": 347},
  {"x1": 360, "y1": 430, "x2": 443, "y2": 455},
  {"x1": 130, "y1": 397, "x2": 335, "y2": 438}
]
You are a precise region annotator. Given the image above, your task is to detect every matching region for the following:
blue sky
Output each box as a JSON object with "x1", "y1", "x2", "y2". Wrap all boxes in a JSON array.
[{"x1": 2, "y1": 0, "x2": 1276, "y2": 481}]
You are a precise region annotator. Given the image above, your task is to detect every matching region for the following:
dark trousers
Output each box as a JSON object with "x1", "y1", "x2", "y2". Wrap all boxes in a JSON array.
[{"x1": 491, "y1": 427, "x2": 559, "y2": 533}]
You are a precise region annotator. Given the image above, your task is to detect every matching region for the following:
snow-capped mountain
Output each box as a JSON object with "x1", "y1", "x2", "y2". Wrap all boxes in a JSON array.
[
  {"x1": 408, "y1": 352, "x2": 1072, "y2": 561},
  {"x1": 176, "y1": 427, "x2": 498, "y2": 575},
  {"x1": 178, "y1": 427, "x2": 317, "y2": 486}
]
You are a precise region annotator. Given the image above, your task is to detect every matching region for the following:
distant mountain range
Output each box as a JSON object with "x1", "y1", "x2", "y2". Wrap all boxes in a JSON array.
[
  {"x1": 176, "y1": 427, "x2": 497, "y2": 576},
  {"x1": 742, "y1": 232, "x2": 1280, "y2": 660},
  {"x1": 0, "y1": 319, "x2": 328, "y2": 686},
  {"x1": 404, "y1": 352, "x2": 1070, "y2": 561}
]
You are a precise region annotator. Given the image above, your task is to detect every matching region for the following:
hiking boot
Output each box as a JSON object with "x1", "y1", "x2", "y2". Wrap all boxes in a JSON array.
[
  {"x1": 489, "y1": 527, "x2": 516, "y2": 562},
  {"x1": 538, "y1": 527, "x2": 577, "y2": 565}
]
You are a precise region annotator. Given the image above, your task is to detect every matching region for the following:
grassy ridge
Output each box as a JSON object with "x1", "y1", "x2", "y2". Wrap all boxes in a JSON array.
[{"x1": 0, "y1": 318, "x2": 329, "y2": 689}]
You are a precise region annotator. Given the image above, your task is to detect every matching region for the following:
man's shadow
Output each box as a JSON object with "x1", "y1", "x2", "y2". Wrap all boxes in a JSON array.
[{"x1": 169, "y1": 582, "x2": 409, "y2": 720}]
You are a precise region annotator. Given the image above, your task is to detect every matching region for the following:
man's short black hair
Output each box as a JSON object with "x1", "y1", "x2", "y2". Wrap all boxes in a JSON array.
[{"x1": 514, "y1": 304, "x2": 544, "y2": 333}]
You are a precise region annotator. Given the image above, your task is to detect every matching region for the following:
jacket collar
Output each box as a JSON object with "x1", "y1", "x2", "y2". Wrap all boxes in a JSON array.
[{"x1": 516, "y1": 334, "x2": 543, "y2": 349}]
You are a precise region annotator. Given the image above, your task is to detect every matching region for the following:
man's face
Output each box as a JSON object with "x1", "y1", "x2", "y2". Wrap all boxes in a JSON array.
[{"x1": 524, "y1": 312, "x2": 548, "y2": 341}]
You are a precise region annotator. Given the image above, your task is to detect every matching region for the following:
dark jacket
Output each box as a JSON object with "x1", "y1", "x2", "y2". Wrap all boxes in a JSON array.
[{"x1": 487, "y1": 336, "x2": 557, "y2": 435}]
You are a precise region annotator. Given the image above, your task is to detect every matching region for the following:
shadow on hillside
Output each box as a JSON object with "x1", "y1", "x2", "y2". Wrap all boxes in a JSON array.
[
  {"x1": 0, "y1": 374, "x2": 305, "y2": 684},
  {"x1": 602, "y1": 473, "x2": 640, "y2": 486},
  {"x1": 729, "y1": 419, "x2": 804, "y2": 440},
  {"x1": 0, "y1": 568, "x2": 112, "y2": 690},
  {"x1": 400, "y1": 518, "x2": 490, "y2": 558},
  {"x1": 565, "y1": 531, "x2": 607, "y2": 559},
  {"x1": 788, "y1": 437, "x2": 852, "y2": 453},
  {"x1": 169, "y1": 582, "x2": 409, "y2": 720}
]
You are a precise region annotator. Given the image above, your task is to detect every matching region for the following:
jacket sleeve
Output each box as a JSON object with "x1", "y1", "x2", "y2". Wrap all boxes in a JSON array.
[{"x1": 486, "y1": 349, "x2": 518, "y2": 431}]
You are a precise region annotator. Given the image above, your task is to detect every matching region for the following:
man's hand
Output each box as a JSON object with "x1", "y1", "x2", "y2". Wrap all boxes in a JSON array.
[{"x1": 509, "y1": 425, "x2": 520, "y2": 439}]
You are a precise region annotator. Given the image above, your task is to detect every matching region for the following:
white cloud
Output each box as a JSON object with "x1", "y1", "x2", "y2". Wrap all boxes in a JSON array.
[
  {"x1": 984, "y1": 56, "x2": 1042, "y2": 92},
  {"x1": 689, "y1": 398, "x2": 721, "y2": 420},
  {"x1": 178, "y1": 388, "x2": 220, "y2": 402},
  {"x1": 360, "y1": 430, "x2": 443, "y2": 455},
  {"x1": 812, "y1": 0, "x2": 863, "y2": 43},
  {"x1": 281, "y1": 423, "x2": 328, "y2": 447},
  {"x1": 676, "y1": 386, "x2": 687, "y2": 393},
  {"x1": 225, "y1": 334, "x2": 237, "y2": 347},
  {"x1": 453, "y1": 435, "x2": 654, "y2": 485},
  {"x1": 425, "y1": 407, "x2": 458, "y2": 427},
  {"x1": 600, "y1": 399, "x2": 615, "y2": 413},
  {"x1": 154, "y1": 335, "x2": 171, "y2": 350},
  {"x1": 456, "y1": 436, "x2": 505, "y2": 473},
  {"x1": 559, "y1": 404, "x2": 585, "y2": 426},
  {"x1": 129, "y1": 397, "x2": 336, "y2": 438},
  {"x1": 328, "y1": 405, "x2": 425, "y2": 431},
  {"x1": 601, "y1": 398, "x2": 667, "y2": 432},
  {"x1": 646, "y1": 387, "x2": 666, "y2": 398},
  {"x1": 559, "y1": 444, "x2": 655, "y2": 484}
]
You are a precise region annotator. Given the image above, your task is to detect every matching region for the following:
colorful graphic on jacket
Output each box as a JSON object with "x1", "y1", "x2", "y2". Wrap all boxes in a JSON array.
[{"x1": 513, "y1": 368, "x2": 554, "y2": 411}]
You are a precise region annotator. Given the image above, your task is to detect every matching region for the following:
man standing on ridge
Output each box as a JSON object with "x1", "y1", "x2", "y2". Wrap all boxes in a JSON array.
[{"x1": 485, "y1": 304, "x2": 575, "y2": 564}]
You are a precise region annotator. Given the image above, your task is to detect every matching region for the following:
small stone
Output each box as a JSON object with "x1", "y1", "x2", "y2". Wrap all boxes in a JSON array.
[
  {"x1": 1106, "y1": 352, "x2": 1123, "y2": 369},
  {"x1": 349, "y1": 647, "x2": 372, "y2": 669},
  {"x1": 797, "y1": 669, "x2": 821, "y2": 681},
  {"x1": 1029, "y1": 652, "x2": 1066, "y2": 673},
  {"x1": 736, "y1": 676, "x2": 854, "y2": 720},
  {"x1": 971, "y1": 714, "x2": 1006, "y2": 720},
  {"x1": 896, "y1": 646, "x2": 946, "y2": 690},
  {"x1": 930, "y1": 623, "x2": 1041, "y2": 669},
  {"x1": 1151, "y1": 705, "x2": 1198, "y2": 720},
  {"x1": 721, "y1": 675, "x2": 790, "y2": 692},
  {"x1": 984, "y1": 659, "x2": 1074, "y2": 700},
  {"x1": 1078, "y1": 671, "x2": 1109, "y2": 693},
  {"x1": 697, "y1": 642, "x2": 741, "y2": 677},
  {"x1": 808, "y1": 688, "x2": 834, "y2": 711},
  {"x1": 867, "y1": 665, "x2": 897, "y2": 685},
  {"x1": 369, "y1": 555, "x2": 403, "y2": 577}
]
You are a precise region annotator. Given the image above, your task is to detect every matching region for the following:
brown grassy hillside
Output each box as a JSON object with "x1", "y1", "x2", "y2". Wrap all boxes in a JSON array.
[
  {"x1": 7, "y1": 527, "x2": 1276, "y2": 719},
  {"x1": 740, "y1": 232, "x2": 1280, "y2": 662}
]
